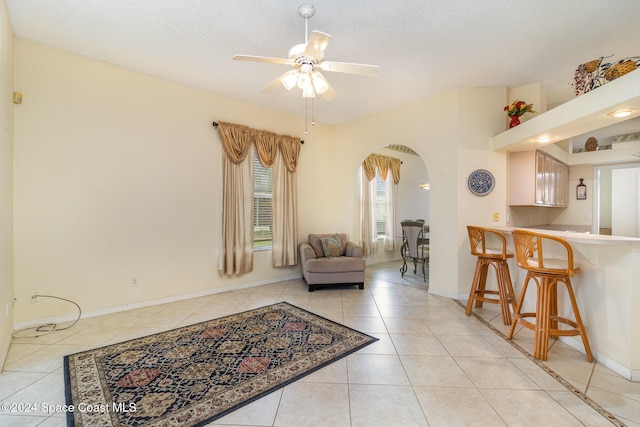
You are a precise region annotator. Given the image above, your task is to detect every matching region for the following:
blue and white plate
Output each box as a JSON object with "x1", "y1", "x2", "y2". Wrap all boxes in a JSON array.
[{"x1": 467, "y1": 169, "x2": 495, "y2": 196}]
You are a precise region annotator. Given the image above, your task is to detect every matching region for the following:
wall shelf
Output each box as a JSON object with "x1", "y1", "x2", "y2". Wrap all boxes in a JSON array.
[{"x1": 492, "y1": 70, "x2": 640, "y2": 152}]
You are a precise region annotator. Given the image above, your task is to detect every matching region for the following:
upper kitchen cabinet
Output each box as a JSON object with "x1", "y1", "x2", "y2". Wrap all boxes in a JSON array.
[{"x1": 509, "y1": 150, "x2": 569, "y2": 207}]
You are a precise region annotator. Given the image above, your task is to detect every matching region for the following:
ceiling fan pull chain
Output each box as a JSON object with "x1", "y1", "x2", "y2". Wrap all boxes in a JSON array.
[{"x1": 305, "y1": 97, "x2": 309, "y2": 135}]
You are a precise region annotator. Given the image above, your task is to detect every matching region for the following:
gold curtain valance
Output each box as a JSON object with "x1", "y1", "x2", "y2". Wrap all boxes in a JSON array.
[
  {"x1": 217, "y1": 121, "x2": 300, "y2": 171},
  {"x1": 362, "y1": 155, "x2": 377, "y2": 181},
  {"x1": 362, "y1": 154, "x2": 401, "y2": 184}
]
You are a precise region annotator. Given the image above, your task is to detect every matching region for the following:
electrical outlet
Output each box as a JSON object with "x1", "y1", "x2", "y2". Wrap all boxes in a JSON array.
[
  {"x1": 130, "y1": 276, "x2": 140, "y2": 288},
  {"x1": 492, "y1": 212, "x2": 500, "y2": 222}
]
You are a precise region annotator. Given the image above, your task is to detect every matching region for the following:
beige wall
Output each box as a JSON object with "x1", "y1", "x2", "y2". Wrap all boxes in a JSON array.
[
  {"x1": 551, "y1": 164, "x2": 595, "y2": 227},
  {"x1": 329, "y1": 88, "x2": 508, "y2": 298},
  {"x1": 11, "y1": 38, "x2": 510, "y2": 327},
  {"x1": 12, "y1": 39, "x2": 311, "y2": 324},
  {"x1": 0, "y1": 0, "x2": 14, "y2": 368}
]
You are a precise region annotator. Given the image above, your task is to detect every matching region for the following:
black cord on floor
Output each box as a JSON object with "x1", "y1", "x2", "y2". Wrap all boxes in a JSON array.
[{"x1": 12, "y1": 294, "x2": 82, "y2": 338}]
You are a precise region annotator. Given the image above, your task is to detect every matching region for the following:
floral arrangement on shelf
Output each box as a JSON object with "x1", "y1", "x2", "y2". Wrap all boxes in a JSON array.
[{"x1": 504, "y1": 100, "x2": 536, "y2": 117}]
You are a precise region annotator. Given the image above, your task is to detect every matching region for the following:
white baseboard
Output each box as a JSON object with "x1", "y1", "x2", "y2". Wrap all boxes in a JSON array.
[
  {"x1": 428, "y1": 288, "x2": 461, "y2": 299},
  {"x1": 13, "y1": 274, "x2": 303, "y2": 332},
  {"x1": 560, "y1": 336, "x2": 636, "y2": 381},
  {"x1": 0, "y1": 332, "x2": 11, "y2": 373},
  {"x1": 365, "y1": 257, "x2": 403, "y2": 265}
]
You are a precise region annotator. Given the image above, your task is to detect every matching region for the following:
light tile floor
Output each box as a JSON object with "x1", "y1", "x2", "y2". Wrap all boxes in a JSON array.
[{"x1": 0, "y1": 261, "x2": 638, "y2": 426}]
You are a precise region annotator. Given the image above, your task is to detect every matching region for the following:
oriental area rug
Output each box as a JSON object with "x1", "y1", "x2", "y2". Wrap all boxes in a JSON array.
[{"x1": 63, "y1": 302, "x2": 378, "y2": 427}]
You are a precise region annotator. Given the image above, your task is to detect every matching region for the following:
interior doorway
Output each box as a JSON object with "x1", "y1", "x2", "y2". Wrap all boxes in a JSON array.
[
  {"x1": 356, "y1": 144, "x2": 430, "y2": 281},
  {"x1": 594, "y1": 163, "x2": 640, "y2": 237}
]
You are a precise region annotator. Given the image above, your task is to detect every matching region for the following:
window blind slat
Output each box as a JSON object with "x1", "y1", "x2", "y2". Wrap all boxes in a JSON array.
[
  {"x1": 375, "y1": 173, "x2": 386, "y2": 235},
  {"x1": 253, "y1": 152, "x2": 273, "y2": 246}
]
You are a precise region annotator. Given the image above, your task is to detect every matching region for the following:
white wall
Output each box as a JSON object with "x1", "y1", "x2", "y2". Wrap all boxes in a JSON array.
[
  {"x1": 12, "y1": 38, "x2": 511, "y2": 326},
  {"x1": 0, "y1": 0, "x2": 14, "y2": 369},
  {"x1": 599, "y1": 168, "x2": 612, "y2": 229},
  {"x1": 393, "y1": 149, "x2": 430, "y2": 224},
  {"x1": 612, "y1": 167, "x2": 640, "y2": 237}
]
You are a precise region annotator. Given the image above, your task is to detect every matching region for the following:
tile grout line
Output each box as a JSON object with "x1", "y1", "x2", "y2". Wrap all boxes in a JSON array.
[{"x1": 453, "y1": 299, "x2": 626, "y2": 427}]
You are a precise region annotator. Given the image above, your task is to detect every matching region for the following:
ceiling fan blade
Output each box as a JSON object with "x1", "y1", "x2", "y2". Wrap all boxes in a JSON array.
[
  {"x1": 233, "y1": 54, "x2": 292, "y2": 66},
  {"x1": 321, "y1": 83, "x2": 337, "y2": 101},
  {"x1": 319, "y1": 61, "x2": 380, "y2": 77},
  {"x1": 304, "y1": 31, "x2": 332, "y2": 60},
  {"x1": 259, "y1": 70, "x2": 296, "y2": 94}
]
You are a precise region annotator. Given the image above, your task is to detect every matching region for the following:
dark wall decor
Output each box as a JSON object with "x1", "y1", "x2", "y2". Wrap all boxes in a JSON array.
[{"x1": 577, "y1": 178, "x2": 587, "y2": 200}]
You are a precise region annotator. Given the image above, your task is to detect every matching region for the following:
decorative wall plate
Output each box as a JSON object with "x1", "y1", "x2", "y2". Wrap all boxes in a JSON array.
[{"x1": 467, "y1": 169, "x2": 495, "y2": 196}]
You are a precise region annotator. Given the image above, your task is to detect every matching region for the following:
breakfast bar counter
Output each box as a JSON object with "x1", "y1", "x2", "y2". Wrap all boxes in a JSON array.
[{"x1": 486, "y1": 226, "x2": 640, "y2": 381}]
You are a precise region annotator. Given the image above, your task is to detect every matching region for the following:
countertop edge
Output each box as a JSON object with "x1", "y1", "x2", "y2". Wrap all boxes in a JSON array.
[{"x1": 483, "y1": 226, "x2": 640, "y2": 245}]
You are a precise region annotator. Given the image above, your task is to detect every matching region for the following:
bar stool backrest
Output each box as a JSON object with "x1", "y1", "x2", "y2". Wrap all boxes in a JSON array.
[
  {"x1": 511, "y1": 229, "x2": 579, "y2": 277},
  {"x1": 466, "y1": 226, "x2": 509, "y2": 261}
]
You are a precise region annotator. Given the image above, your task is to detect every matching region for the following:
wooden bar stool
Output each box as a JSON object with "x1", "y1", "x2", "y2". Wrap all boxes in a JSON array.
[
  {"x1": 507, "y1": 229, "x2": 593, "y2": 362},
  {"x1": 465, "y1": 226, "x2": 517, "y2": 325}
]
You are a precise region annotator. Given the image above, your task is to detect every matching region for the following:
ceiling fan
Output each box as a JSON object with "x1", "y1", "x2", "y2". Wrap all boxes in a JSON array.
[{"x1": 233, "y1": 4, "x2": 380, "y2": 101}]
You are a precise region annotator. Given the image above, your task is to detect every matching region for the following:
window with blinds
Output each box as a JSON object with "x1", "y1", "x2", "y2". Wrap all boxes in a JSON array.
[
  {"x1": 253, "y1": 151, "x2": 272, "y2": 248},
  {"x1": 375, "y1": 173, "x2": 386, "y2": 236}
]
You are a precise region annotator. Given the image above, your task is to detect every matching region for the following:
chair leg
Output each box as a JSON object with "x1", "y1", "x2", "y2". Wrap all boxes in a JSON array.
[
  {"x1": 508, "y1": 274, "x2": 531, "y2": 339},
  {"x1": 549, "y1": 280, "x2": 559, "y2": 340},
  {"x1": 496, "y1": 261, "x2": 515, "y2": 325},
  {"x1": 534, "y1": 277, "x2": 551, "y2": 360},
  {"x1": 474, "y1": 262, "x2": 489, "y2": 308},
  {"x1": 465, "y1": 259, "x2": 484, "y2": 316},
  {"x1": 562, "y1": 278, "x2": 594, "y2": 362}
]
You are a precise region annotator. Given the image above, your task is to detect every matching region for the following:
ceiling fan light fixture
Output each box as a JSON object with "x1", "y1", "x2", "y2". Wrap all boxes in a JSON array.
[
  {"x1": 281, "y1": 72, "x2": 298, "y2": 90},
  {"x1": 302, "y1": 86, "x2": 315, "y2": 98},
  {"x1": 297, "y1": 73, "x2": 311, "y2": 89},
  {"x1": 311, "y1": 72, "x2": 329, "y2": 94}
]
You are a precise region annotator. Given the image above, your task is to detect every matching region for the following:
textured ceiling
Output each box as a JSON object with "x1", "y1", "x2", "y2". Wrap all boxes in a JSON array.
[{"x1": 6, "y1": 0, "x2": 640, "y2": 125}]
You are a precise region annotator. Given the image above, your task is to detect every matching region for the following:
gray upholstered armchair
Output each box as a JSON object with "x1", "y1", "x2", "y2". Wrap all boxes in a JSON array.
[{"x1": 298, "y1": 233, "x2": 366, "y2": 292}]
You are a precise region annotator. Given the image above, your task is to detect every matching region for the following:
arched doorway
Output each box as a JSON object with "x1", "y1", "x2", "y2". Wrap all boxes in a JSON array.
[{"x1": 355, "y1": 144, "x2": 430, "y2": 285}]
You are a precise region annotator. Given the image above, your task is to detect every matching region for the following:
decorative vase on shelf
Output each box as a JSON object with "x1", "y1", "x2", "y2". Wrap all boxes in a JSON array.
[{"x1": 509, "y1": 115, "x2": 521, "y2": 128}]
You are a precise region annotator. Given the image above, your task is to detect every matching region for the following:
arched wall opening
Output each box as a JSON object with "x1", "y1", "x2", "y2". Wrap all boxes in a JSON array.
[{"x1": 350, "y1": 144, "x2": 430, "y2": 270}]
